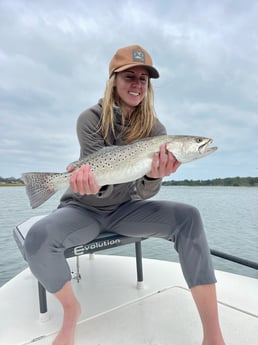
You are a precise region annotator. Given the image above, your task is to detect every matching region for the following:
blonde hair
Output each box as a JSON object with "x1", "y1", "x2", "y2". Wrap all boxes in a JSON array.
[{"x1": 101, "y1": 74, "x2": 156, "y2": 144}]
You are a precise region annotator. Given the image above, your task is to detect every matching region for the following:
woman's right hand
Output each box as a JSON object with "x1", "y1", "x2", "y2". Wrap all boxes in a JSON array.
[{"x1": 67, "y1": 164, "x2": 101, "y2": 195}]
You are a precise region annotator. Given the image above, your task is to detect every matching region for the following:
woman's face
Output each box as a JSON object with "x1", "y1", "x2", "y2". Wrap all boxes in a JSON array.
[{"x1": 115, "y1": 66, "x2": 149, "y2": 113}]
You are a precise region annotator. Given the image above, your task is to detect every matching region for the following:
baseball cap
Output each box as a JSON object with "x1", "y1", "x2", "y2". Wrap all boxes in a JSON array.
[{"x1": 109, "y1": 45, "x2": 159, "y2": 79}]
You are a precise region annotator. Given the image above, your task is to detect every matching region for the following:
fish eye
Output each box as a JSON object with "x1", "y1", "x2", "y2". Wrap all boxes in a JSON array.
[{"x1": 196, "y1": 137, "x2": 203, "y2": 143}]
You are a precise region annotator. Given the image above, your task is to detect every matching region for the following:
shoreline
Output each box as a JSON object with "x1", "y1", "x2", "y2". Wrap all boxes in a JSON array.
[
  {"x1": 0, "y1": 183, "x2": 257, "y2": 188},
  {"x1": 0, "y1": 184, "x2": 25, "y2": 187}
]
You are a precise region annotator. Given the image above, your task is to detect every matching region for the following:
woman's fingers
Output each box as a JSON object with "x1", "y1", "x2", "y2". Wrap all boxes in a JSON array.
[
  {"x1": 69, "y1": 164, "x2": 100, "y2": 195},
  {"x1": 146, "y1": 144, "x2": 181, "y2": 179}
]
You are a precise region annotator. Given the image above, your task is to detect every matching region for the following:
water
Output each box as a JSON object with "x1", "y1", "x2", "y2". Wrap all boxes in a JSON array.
[{"x1": 0, "y1": 186, "x2": 257, "y2": 287}]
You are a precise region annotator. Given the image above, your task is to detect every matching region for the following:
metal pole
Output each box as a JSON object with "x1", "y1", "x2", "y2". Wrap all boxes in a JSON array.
[
  {"x1": 210, "y1": 249, "x2": 258, "y2": 270},
  {"x1": 38, "y1": 281, "x2": 48, "y2": 314},
  {"x1": 135, "y1": 241, "x2": 144, "y2": 282}
]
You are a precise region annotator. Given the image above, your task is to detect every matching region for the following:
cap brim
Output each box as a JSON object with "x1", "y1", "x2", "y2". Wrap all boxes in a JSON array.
[{"x1": 113, "y1": 63, "x2": 159, "y2": 78}]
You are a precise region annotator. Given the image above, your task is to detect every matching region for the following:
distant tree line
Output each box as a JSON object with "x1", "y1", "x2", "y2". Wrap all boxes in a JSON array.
[
  {"x1": 0, "y1": 176, "x2": 258, "y2": 187},
  {"x1": 0, "y1": 176, "x2": 24, "y2": 185},
  {"x1": 162, "y1": 176, "x2": 258, "y2": 187}
]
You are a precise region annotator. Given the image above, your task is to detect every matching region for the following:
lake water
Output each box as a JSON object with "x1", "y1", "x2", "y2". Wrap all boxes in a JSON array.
[{"x1": 0, "y1": 185, "x2": 257, "y2": 287}]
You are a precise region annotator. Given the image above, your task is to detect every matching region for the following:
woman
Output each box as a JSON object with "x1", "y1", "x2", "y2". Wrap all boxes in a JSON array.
[{"x1": 24, "y1": 45, "x2": 225, "y2": 345}]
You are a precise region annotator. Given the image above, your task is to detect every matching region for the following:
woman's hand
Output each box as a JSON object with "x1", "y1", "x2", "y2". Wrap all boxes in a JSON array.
[
  {"x1": 145, "y1": 144, "x2": 181, "y2": 179},
  {"x1": 67, "y1": 164, "x2": 101, "y2": 195}
]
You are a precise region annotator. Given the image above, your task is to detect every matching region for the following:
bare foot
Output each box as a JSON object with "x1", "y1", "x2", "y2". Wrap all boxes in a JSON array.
[{"x1": 52, "y1": 301, "x2": 81, "y2": 345}]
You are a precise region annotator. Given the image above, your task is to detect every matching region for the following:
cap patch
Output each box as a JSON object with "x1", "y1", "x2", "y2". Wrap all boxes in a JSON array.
[{"x1": 132, "y1": 49, "x2": 145, "y2": 63}]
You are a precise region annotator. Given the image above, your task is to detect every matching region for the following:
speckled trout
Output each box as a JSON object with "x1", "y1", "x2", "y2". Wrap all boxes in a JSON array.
[{"x1": 22, "y1": 135, "x2": 217, "y2": 208}]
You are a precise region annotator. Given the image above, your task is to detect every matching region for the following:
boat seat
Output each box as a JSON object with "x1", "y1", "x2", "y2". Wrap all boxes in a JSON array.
[{"x1": 13, "y1": 215, "x2": 146, "y2": 315}]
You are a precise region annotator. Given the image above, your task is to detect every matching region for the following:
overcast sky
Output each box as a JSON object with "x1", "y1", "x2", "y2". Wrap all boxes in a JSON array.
[{"x1": 1, "y1": 0, "x2": 257, "y2": 180}]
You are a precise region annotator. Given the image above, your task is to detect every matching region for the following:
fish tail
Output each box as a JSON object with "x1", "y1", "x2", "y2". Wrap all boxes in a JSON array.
[{"x1": 21, "y1": 172, "x2": 61, "y2": 209}]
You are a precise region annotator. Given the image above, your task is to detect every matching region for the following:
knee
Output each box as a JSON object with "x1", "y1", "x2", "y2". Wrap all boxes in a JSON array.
[
  {"x1": 188, "y1": 205, "x2": 202, "y2": 225},
  {"x1": 24, "y1": 222, "x2": 48, "y2": 259},
  {"x1": 187, "y1": 205, "x2": 203, "y2": 231},
  {"x1": 177, "y1": 204, "x2": 204, "y2": 238}
]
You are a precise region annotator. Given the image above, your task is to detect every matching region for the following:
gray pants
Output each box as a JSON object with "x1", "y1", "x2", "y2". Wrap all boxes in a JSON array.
[{"x1": 24, "y1": 200, "x2": 216, "y2": 293}]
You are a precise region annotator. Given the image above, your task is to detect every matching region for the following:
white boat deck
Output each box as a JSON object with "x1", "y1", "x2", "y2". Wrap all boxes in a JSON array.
[{"x1": 0, "y1": 255, "x2": 257, "y2": 345}]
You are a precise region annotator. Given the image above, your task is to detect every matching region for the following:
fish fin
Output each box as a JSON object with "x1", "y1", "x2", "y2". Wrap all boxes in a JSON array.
[{"x1": 21, "y1": 172, "x2": 60, "y2": 209}]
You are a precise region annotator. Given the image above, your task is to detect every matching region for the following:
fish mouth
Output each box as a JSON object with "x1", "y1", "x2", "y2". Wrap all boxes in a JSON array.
[{"x1": 198, "y1": 139, "x2": 218, "y2": 154}]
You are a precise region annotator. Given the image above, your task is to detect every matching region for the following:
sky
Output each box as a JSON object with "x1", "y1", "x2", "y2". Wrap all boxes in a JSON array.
[{"x1": 0, "y1": 0, "x2": 258, "y2": 180}]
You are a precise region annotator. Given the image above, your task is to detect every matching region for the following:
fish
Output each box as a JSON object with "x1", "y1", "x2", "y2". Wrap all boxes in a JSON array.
[{"x1": 22, "y1": 135, "x2": 217, "y2": 209}]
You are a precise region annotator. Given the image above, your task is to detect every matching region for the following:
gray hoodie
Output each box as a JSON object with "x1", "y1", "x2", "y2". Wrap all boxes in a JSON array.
[{"x1": 59, "y1": 100, "x2": 167, "y2": 211}]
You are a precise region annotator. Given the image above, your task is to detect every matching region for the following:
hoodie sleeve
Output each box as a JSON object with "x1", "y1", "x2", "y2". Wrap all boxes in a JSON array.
[
  {"x1": 76, "y1": 103, "x2": 115, "y2": 199},
  {"x1": 134, "y1": 176, "x2": 162, "y2": 199}
]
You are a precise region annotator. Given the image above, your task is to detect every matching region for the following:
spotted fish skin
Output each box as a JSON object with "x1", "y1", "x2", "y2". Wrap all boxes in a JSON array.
[{"x1": 22, "y1": 135, "x2": 217, "y2": 208}]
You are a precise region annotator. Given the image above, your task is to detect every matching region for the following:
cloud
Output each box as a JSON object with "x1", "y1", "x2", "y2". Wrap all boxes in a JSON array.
[{"x1": 0, "y1": 0, "x2": 257, "y2": 179}]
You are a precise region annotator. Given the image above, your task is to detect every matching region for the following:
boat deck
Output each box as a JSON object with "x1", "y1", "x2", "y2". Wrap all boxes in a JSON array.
[{"x1": 0, "y1": 255, "x2": 257, "y2": 345}]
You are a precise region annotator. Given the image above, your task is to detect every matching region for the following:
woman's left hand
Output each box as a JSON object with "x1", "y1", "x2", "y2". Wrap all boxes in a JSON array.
[{"x1": 145, "y1": 144, "x2": 181, "y2": 179}]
